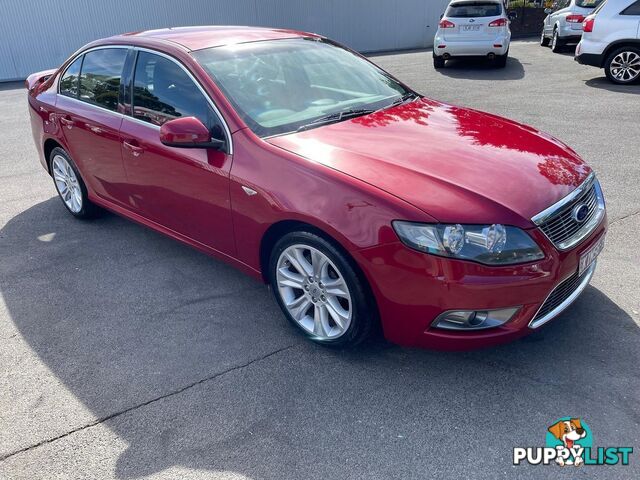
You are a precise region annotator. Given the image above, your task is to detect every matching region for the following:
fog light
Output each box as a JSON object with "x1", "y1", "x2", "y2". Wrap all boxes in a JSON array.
[{"x1": 432, "y1": 307, "x2": 520, "y2": 331}]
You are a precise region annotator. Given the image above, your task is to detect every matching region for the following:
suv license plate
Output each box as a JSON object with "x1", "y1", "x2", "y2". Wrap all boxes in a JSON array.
[
  {"x1": 579, "y1": 235, "x2": 605, "y2": 276},
  {"x1": 462, "y1": 25, "x2": 481, "y2": 31}
]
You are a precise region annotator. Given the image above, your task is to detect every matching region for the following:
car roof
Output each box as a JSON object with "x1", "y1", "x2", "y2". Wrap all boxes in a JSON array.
[{"x1": 109, "y1": 25, "x2": 320, "y2": 52}]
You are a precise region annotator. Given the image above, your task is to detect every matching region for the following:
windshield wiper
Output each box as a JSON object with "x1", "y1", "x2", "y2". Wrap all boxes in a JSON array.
[
  {"x1": 384, "y1": 91, "x2": 420, "y2": 110},
  {"x1": 296, "y1": 108, "x2": 374, "y2": 132}
]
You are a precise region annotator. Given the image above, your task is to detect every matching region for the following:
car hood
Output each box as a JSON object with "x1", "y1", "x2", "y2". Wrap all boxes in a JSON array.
[{"x1": 267, "y1": 98, "x2": 591, "y2": 228}]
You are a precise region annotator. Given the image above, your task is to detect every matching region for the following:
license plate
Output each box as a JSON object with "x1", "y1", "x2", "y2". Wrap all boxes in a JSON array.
[
  {"x1": 578, "y1": 235, "x2": 605, "y2": 276},
  {"x1": 462, "y1": 25, "x2": 481, "y2": 31}
]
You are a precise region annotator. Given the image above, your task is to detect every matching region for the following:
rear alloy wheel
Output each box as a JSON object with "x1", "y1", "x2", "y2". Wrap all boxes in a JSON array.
[
  {"x1": 550, "y1": 29, "x2": 562, "y2": 53},
  {"x1": 605, "y1": 47, "x2": 640, "y2": 85},
  {"x1": 50, "y1": 147, "x2": 99, "y2": 219},
  {"x1": 269, "y1": 231, "x2": 375, "y2": 347},
  {"x1": 540, "y1": 28, "x2": 550, "y2": 47}
]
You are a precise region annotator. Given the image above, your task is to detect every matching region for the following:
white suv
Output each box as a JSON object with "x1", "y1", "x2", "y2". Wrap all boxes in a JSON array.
[
  {"x1": 575, "y1": 0, "x2": 640, "y2": 84},
  {"x1": 433, "y1": 0, "x2": 513, "y2": 68}
]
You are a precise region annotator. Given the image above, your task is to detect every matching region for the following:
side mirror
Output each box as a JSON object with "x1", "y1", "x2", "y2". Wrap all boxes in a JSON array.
[
  {"x1": 508, "y1": 11, "x2": 518, "y2": 20},
  {"x1": 159, "y1": 116, "x2": 224, "y2": 149},
  {"x1": 544, "y1": 8, "x2": 553, "y2": 14}
]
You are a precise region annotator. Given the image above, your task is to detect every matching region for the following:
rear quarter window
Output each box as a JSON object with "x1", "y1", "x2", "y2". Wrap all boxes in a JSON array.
[
  {"x1": 622, "y1": 0, "x2": 640, "y2": 14},
  {"x1": 59, "y1": 56, "x2": 82, "y2": 98},
  {"x1": 446, "y1": 1, "x2": 502, "y2": 17}
]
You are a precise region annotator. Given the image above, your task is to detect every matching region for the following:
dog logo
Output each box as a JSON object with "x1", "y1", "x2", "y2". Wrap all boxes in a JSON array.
[{"x1": 547, "y1": 418, "x2": 588, "y2": 466}]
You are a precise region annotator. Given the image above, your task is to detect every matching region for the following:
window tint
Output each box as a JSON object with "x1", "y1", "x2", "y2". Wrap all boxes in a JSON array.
[
  {"x1": 59, "y1": 56, "x2": 82, "y2": 97},
  {"x1": 622, "y1": 0, "x2": 640, "y2": 14},
  {"x1": 446, "y1": 2, "x2": 502, "y2": 17},
  {"x1": 132, "y1": 51, "x2": 223, "y2": 139},
  {"x1": 79, "y1": 48, "x2": 127, "y2": 111}
]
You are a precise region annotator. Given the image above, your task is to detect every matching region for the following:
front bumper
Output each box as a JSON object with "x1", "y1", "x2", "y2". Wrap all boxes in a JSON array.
[
  {"x1": 433, "y1": 35, "x2": 510, "y2": 57},
  {"x1": 354, "y1": 216, "x2": 607, "y2": 351}
]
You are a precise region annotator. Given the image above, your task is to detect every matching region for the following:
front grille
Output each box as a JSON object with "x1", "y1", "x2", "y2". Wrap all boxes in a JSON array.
[
  {"x1": 533, "y1": 269, "x2": 585, "y2": 322},
  {"x1": 533, "y1": 174, "x2": 604, "y2": 250}
]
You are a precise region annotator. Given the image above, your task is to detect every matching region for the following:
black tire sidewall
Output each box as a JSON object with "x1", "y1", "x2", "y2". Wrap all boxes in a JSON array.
[
  {"x1": 49, "y1": 147, "x2": 96, "y2": 219},
  {"x1": 268, "y1": 231, "x2": 375, "y2": 347},
  {"x1": 605, "y1": 47, "x2": 640, "y2": 85}
]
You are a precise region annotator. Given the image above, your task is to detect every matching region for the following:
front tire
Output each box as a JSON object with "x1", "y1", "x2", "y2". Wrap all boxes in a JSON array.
[
  {"x1": 268, "y1": 231, "x2": 376, "y2": 347},
  {"x1": 604, "y1": 47, "x2": 640, "y2": 85},
  {"x1": 540, "y1": 28, "x2": 550, "y2": 47},
  {"x1": 550, "y1": 29, "x2": 562, "y2": 53},
  {"x1": 49, "y1": 147, "x2": 99, "y2": 219}
]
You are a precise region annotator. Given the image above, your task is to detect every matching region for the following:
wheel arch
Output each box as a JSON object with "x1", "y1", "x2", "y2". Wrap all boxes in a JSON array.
[
  {"x1": 43, "y1": 138, "x2": 64, "y2": 174},
  {"x1": 602, "y1": 40, "x2": 640, "y2": 68}
]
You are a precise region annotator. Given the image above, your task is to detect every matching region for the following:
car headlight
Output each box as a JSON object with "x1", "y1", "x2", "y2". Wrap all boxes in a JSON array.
[{"x1": 392, "y1": 221, "x2": 544, "y2": 265}]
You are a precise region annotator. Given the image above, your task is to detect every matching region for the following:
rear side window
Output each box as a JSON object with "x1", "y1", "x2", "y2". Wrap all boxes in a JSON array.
[
  {"x1": 132, "y1": 51, "x2": 223, "y2": 139},
  {"x1": 79, "y1": 48, "x2": 127, "y2": 111},
  {"x1": 622, "y1": 0, "x2": 640, "y2": 14},
  {"x1": 446, "y1": 1, "x2": 502, "y2": 17},
  {"x1": 59, "y1": 56, "x2": 82, "y2": 97}
]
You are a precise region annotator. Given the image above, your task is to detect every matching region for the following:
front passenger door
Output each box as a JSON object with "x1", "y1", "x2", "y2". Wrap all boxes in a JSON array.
[{"x1": 119, "y1": 50, "x2": 235, "y2": 256}]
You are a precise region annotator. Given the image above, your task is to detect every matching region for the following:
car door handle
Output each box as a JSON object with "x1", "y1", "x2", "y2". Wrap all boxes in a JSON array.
[
  {"x1": 59, "y1": 116, "x2": 73, "y2": 129},
  {"x1": 123, "y1": 139, "x2": 144, "y2": 157}
]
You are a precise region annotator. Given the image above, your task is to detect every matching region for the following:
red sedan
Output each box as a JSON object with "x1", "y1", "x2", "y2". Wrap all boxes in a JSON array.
[{"x1": 26, "y1": 26, "x2": 607, "y2": 350}]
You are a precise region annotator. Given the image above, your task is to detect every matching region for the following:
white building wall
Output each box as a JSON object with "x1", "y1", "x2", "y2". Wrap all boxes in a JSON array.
[{"x1": 0, "y1": 0, "x2": 450, "y2": 81}]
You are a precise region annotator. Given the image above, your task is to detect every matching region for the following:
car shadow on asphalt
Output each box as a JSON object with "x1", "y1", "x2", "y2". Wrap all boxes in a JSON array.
[
  {"x1": 584, "y1": 77, "x2": 640, "y2": 95},
  {"x1": 435, "y1": 56, "x2": 525, "y2": 80},
  {"x1": 2, "y1": 198, "x2": 638, "y2": 478}
]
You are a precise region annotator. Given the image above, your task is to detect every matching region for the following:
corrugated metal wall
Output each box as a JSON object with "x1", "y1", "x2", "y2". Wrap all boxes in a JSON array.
[{"x1": 0, "y1": 0, "x2": 449, "y2": 81}]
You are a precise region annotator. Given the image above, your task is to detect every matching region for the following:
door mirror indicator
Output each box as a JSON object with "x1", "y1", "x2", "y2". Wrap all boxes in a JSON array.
[{"x1": 159, "y1": 116, "x2": 224, "y2": 150}]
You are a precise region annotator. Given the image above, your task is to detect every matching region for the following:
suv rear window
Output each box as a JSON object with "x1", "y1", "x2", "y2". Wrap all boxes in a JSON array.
[
  {"x1": 576, "y1": 0, "x2": 604, "y2": 8},
  {"x1": 445, "y1": 1, "x2": 502, "y2": 18}
]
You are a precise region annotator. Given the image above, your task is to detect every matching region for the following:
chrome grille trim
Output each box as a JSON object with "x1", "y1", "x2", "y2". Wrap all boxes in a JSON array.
[
  {"x1": 532, "y1": 173, "x2": 605, "y2": 251},
  {"x1": 528, "y1": 261, "x2": 596, "y2": 329}
]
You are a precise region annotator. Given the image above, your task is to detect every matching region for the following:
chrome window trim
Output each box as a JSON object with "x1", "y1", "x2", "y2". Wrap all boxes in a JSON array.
[
  {"x1": 531, "y1": 172, "x2": 606, "y2": 251},
  {"x1": 133, "y1": 47, "x2": 234, "y2": 155},
  {"x1": 528, "y1": 260, "x2": 596, "y2": 329}
]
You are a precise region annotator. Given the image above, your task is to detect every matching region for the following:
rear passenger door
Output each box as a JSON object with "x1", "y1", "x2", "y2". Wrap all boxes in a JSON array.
[
  {"x1": 55, "y1": 47, "x2": 130, "y2": 206},
  {"x1": 118, "y1": 49, "x2": 235, "y2": 256}
]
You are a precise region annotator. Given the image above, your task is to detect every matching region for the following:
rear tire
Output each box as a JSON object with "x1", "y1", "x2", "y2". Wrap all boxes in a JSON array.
[
  {"x1": 550, "y1": 29, "x2": 563, "y2": 53},
  {"x1": 268, "y1": 231, "x2": 376, "y2": 348},
  {"x1": 604, "y1": 46, "x2": 640, "y2": 85},
  {"x1": 49, "y1": 147, "x2": 100, "y2": 219},
  {"x1": 433, "y1": 54, "x2": 446, "y2": 69},
  {"x1": 495, "y1": 51, "x2": 508, "y2": 68}
]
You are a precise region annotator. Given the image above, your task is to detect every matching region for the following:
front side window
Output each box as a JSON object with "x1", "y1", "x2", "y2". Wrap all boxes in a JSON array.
[
  {"x1": 445, "y1": 2, "x2": 502, "y2": 17},
  {"x1": 192, "y1": 38, "x2": 409, "y2": 137},
  {"x1": 59, "y1": 56, "x2": 82, "y2": 97},
  {"x1": 79, "y1": 48, "x2": 127, "y2": 111},
  {"x1": 132, "y1": 51, "x2": 224, "y2": 139}
]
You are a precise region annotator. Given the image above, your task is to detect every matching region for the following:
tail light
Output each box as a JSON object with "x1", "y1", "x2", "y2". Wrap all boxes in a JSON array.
[
  {"x1": 439, "y1": 19, "x2": 455, "y2": 28},
  {"x1": 583, "y1": 15, "x2": 595, "y2": 32},
  {"x1": 566, "y1": 14, "x2": 585, "y2": 23},
  {"x1": 489, "y1": 18, "x2": 508, "y2": 27}
]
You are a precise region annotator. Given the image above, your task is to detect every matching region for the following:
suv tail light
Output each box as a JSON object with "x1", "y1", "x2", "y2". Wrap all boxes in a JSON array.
[
  {"x1": 439, "y1": 19, "x2": 455, "y2": 28},
  {"x1": 488, "y1": 18, "x2": 508, "y2": 27},
  {"x1": 566, "y1": 14, "x2": 585, "y2": 23},
  {"x1": 583, "y1": 15, "x2": 595, "y2": 32}
]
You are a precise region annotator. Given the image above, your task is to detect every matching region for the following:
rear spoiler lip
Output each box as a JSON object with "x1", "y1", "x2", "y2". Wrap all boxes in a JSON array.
[{"x1": 25, "y1": 68, "x2": 58, "y2": 92}]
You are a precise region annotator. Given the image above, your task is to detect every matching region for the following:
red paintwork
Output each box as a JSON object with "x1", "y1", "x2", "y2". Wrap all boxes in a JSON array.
[
  {"x1": 160, "y1": 117, "x2": 211, "y2": 145},
  {"x1": 27, "y1": 26, "x2": 607, "y2": 350}
]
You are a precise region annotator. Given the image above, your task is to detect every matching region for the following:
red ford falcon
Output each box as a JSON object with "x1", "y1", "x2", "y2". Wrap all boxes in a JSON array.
[{"x1": 26, "y1": 26, "x2": 607, "y2": 350}]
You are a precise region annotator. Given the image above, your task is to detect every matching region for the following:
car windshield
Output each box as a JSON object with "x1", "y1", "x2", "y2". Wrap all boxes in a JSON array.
[
  {"x1": 445, "y1": 1, "x2": 502, "y2": 18},
  {"x1": 192, "y1": 38, "x2": 410, "y2": 137},
  {"x1": 576, "y1": 0, "x2": 604, "y2": 8}
]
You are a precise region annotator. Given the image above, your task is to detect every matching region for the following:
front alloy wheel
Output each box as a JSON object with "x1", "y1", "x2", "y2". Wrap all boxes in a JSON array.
[{"x1": 269, "y1": 231, "x2": 376, "y2": 346}]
